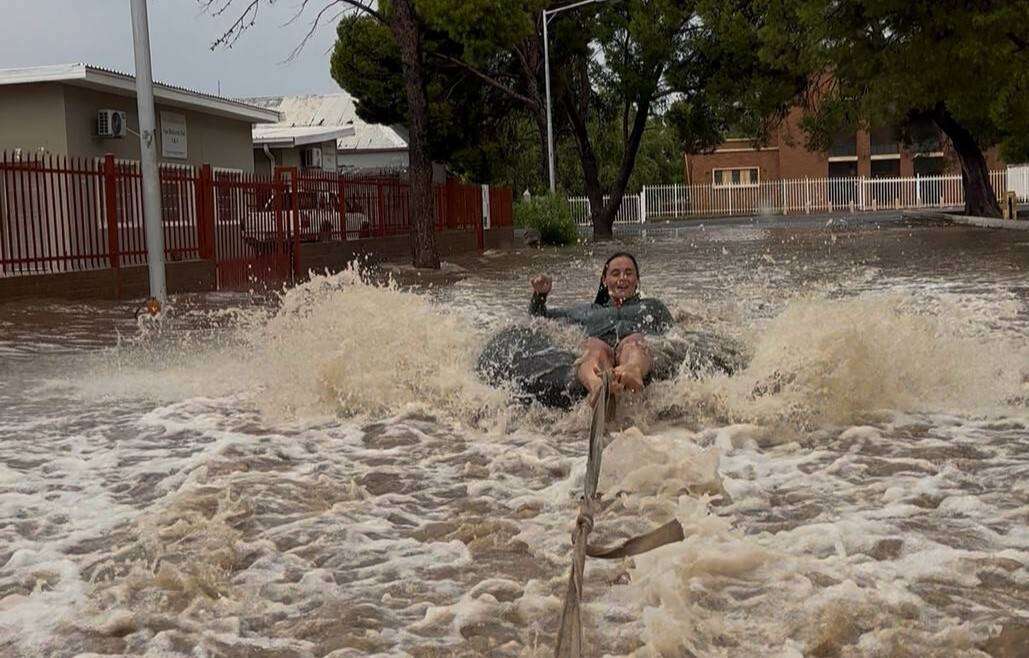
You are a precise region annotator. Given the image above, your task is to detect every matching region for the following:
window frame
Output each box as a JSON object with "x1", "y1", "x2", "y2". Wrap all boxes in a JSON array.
[{"x1": 712, "y1": 166, "x2": 760, "y2": 189}]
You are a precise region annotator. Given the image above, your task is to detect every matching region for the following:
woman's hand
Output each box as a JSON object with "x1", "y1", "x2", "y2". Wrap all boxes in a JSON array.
[{"x1": 530, "y1": 274, "x2": 553, "y2": 295}]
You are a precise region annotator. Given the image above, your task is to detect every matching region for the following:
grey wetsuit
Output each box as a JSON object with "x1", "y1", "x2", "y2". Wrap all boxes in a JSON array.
[{"x1": 529, "y1": 292, "x2": 673, "y2": 346}]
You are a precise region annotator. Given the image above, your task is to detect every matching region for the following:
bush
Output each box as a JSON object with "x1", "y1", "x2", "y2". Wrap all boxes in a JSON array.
[{"x1": 514, "y1": 194, "x2": 579, "y2": 246}]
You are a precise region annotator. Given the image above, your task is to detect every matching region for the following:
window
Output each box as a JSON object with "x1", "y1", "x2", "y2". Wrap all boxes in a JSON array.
[
  {"x1": 869, "y1": 127, "x2": 900, "y2": 156},
  {"x1": 913, "y1": 156, "x2": 945, "y2": 177},
  {"x1": 829, "y1": 132, "x2": 858, "y2": 158},
  {"x1": 712, "y1": 167, "x2": 759, "y2": 188},
  {"x1": 827, "y1": 161, "x2": 858, "y2": 178},
  {"x1": 870, "y1": 159, "x2": 900, "y2": 178}
]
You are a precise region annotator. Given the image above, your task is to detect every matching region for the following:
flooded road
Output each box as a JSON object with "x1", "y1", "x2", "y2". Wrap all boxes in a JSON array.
[{"x1": 1, "y1": 217, "x2": 1027, "y2": 656}]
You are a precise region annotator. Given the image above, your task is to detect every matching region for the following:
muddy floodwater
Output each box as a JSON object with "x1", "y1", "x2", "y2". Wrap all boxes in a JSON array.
[{"x1": 1, "y1": 216, "x2": 1027, "y2": 657}]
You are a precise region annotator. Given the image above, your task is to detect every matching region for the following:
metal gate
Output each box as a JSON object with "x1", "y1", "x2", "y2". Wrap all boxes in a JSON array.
[{"x1": 211, "y1": 167, "x2": 299, "y2": 291}]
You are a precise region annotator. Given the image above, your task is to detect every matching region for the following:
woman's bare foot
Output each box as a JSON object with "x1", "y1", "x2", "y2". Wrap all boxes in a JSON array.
[
  {"x1": 582, "y1": 365, "x2": 604, "y2": 403},
  {"x1": 612, "y1": 363, "x2": 645, "y2": 393}
]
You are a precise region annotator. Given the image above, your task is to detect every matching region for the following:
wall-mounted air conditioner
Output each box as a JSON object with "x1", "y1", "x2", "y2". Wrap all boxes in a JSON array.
[
  {"x1": 300, "y1": 146, "x2": 322, "y2": 169},
  {"x1": 97, "y1": 110, "x2": 127, "y2": 138}
]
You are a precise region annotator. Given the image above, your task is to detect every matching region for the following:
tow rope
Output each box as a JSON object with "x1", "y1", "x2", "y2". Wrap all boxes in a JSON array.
[{"x1": 553, "y1": 372, "x2": 686, "y2": 657}]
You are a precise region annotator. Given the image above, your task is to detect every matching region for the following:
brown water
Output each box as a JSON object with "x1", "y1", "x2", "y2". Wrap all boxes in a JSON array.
[{"x1": 1, "y1": 218, "x2": 1027, "y2": 657}]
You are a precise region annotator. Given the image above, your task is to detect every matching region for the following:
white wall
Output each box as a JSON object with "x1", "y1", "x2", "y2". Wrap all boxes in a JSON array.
[{"x1": 337, "y1": 150, "x2": 409, "y2": 171}]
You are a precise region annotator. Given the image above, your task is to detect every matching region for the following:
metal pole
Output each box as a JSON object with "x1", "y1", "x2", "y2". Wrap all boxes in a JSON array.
[
  {"x1": 543, "y1": 12, "x2": 556, "y2": 193},
  {"x1": 130, "y1": 0, "x2": 167, "y2": 305}
]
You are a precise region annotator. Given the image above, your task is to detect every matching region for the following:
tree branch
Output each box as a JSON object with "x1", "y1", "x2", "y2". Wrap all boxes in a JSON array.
[
  {"x1": 431, "y1": 53, "x2": 540, "y2": 110},
  {"x1": 199, "y1": 0, "x2": 385, "y2": 54}
]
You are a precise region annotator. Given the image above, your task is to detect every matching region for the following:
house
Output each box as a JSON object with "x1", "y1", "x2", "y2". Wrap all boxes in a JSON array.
[
  {"x1": 685, "y1": 107, "x2": 1007, "y2": 188},
  {"x1": 0, "y1": 63, "x2": 279, "y2": 171},
  {"x1": 251, "y1": 123, "x2": 355, "y2": 177},
  {"x1": 244, "y1": 93, "x2": 410, "y2": 174}
]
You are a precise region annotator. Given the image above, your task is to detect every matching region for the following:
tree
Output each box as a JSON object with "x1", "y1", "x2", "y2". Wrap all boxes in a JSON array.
[
  {"x1": 738, "y1": 0, "x2": 1029, "y2": 218},
  {"x1": 202, "y1": 0, "x2": 441, "y2": 268},
  {"x1": 550, "y1": 0, "x2": 796, "y2": 238},
  {"x1": 330, "y1": 13, "x2": 528, "y2": 183}
]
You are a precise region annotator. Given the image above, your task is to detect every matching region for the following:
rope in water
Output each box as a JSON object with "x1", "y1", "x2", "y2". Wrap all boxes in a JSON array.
[{"x1": 553, "y1": 372, "x2": 687, "y2": 657}]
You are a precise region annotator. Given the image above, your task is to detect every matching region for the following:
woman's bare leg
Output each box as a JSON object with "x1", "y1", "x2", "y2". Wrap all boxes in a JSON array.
[
  {"x1": 578, "y1": 337, "x2": 615, "y2": 401},
  {"x1": 612, "y1": 333, "x2": 652, "y2": 394}
]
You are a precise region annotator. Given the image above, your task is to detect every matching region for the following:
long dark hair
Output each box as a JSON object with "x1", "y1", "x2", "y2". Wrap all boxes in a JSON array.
[{"x1": 594, "y1": 251, "x2": 640, "y2": 305}]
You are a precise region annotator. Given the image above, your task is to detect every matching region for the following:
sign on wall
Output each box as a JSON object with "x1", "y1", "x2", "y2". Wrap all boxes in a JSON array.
[{"x1": 160, "y1": 111, "x2": 187, "y2": 159}]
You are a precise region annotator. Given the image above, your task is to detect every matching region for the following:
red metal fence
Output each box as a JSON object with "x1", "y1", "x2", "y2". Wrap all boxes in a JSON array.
[
  {"x1": 0, "y1": 151, "x2": 514, "y2": 289},
  {"x1": 0, "y1": 152, "x2": 203, "y2": 276}
]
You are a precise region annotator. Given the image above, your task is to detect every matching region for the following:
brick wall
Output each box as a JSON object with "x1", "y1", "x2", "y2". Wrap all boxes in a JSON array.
[
  {"x1": 687, "y1": 147, "x2": 781, "y2": 186},
  {"x1": 0, "y1": 260, "x2": 216, "y2": 301},
  {"x1": 689, "y1": 106, "x2": 1009, "y2": 183},
  {"x1": 1, "y1": 227, "x2": 514, "y2": 301}
]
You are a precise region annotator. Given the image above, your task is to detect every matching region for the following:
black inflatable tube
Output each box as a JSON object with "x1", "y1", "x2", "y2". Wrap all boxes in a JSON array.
[{"x1": 477, "y1": 325, "x2": 745, "y2": 409}]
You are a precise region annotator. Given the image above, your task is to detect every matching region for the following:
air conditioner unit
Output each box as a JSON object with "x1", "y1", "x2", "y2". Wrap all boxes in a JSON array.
[
  {"x1": 300, "y1": 146, "x2": 322, "y2": 169},
  {"x1": 97, "y1": 110, "x2": 127, "y2": 138}
]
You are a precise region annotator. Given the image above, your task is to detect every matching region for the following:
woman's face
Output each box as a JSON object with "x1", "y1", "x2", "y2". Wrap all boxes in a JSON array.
[{"x1": 603, "y1": 256, "x2": 638, "y2": 302}]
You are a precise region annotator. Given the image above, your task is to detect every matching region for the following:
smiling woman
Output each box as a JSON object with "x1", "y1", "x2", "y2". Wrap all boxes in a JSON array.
[{"x1": 528, "y1": 251, "x2": 674, "y2": 399}]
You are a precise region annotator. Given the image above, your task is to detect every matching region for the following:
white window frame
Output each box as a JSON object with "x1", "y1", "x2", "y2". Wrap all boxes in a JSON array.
[{"x1": 712, "y1": 166, "x2": 760, "y2": 189}]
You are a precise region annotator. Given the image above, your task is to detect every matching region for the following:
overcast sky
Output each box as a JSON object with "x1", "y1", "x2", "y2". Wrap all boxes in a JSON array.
[{"x1": 0, "y1": 0, "x2": 341, "y2": 99}]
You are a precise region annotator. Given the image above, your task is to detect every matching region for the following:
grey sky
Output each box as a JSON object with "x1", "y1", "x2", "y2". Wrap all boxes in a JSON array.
[{"x1": 0, "y1": 0, "x2": 342, "y2": 99}]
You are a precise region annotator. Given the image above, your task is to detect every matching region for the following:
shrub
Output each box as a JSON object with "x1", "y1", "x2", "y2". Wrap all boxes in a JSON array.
[{"x1": 514, "y1": 194, "x2": 579, "y2": 246}]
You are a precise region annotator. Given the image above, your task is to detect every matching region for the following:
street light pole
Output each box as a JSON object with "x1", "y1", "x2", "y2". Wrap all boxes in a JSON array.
[
  {"x1": 543, "y1": 15, "x2": 555, "y2": 193},
  {"x1": 542, "y1": 0, "x2": 606, "y2": 194},
  {"x1": 130, "y1": 0, "x2": 167, "y2": 307}
]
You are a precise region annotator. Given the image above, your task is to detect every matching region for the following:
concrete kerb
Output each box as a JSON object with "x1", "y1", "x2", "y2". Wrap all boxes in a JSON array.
[
  {"x1": 573, "y1": 210, "x2": 913, "y2": 238},
  {"x1": 904, "y1": 209, "x2": 1029, "y2": 231}
]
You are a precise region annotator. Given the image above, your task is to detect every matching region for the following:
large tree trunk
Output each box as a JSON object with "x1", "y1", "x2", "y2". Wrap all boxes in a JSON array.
[
  {"x1": 597, "y1": 94, "x2": 652, "y2": 235},
  {"x1": 562, "y1": 91, "x2": 655, "y2": 240},
  {"x1": 561, "y1": 90, "x2": 607, "y2": 239},
  {"x1": 931, "y1": 103, "x2": 1001, "y2": 218},
  {"x1": 390, "y1": 0, "x2": 440, "y2": 268}
]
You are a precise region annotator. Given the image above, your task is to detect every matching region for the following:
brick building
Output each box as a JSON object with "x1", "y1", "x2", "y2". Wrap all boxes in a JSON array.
[{"x1": 686, "y1": 107, "x2": 1007, "y2": 188}]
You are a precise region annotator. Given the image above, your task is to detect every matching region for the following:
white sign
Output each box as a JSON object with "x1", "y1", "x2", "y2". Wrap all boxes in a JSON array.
[{"x1": 160, "y1": 111, "x2": 187, "y2": 159}]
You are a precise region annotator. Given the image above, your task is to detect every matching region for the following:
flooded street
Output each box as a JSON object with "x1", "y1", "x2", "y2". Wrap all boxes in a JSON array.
[{"x1": 1, "y1": 217, "x2": 1027, "y2": 657}]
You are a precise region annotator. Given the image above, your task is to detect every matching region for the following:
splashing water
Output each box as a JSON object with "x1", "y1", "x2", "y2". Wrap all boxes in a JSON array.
[
  {"x1": 244, "y1": 268, "x2": 509, "y2": 423},
  {"x1": 653, "y1": 293, "x2": 1027, "y2": 429}
]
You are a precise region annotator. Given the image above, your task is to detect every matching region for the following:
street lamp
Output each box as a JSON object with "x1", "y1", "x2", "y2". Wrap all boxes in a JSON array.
[
  {"x1": 543, "y1": 0, "x2": 607, "y2": 193},
  {"x1": 130, "y1": 0, "x2": 167, "y2": 306}
]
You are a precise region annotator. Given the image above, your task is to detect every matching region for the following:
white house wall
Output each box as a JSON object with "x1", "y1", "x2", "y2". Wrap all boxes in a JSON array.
[{"x1": 338, "y1": 151, "x2": 409, "y2": 172}]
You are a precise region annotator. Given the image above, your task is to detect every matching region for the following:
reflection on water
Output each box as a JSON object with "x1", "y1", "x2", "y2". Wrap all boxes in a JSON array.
[{"x1": 1, "y1": 220, "x2": 1027, "y2": 657}]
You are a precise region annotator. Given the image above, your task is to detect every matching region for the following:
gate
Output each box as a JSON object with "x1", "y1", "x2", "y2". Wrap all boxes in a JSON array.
[{"x1": 211, "y1": 167, "x2": 299, "y2": 291}]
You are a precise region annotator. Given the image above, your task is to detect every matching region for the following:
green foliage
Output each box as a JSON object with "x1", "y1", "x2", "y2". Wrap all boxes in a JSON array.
[
  {"x1": 514, "y1": 194, "x2": 578, "y2": 246},
  {"x1": 329, "y1": 13, "x2": 520, "y2": 172},
  {"x1": 730, "y1": 0, "x2": 1029, "y2": 157},
  {"x1": 555, "y1": 115, "x2": 688, "y2": 195}
]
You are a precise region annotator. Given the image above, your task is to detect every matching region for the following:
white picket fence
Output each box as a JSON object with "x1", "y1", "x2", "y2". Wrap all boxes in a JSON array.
[{"x1": 568, "y1": 166, "x2": 1029, "y2": 224}]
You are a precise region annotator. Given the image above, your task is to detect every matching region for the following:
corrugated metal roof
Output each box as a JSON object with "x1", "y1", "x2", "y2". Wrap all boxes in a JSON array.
[
  {"x1": 0, "y1": 63, "x2": 279, "y2": 123},
  {"x1": 242, "y1": 93, "x2": 408, "y2": 152},
  {"x1": 253, "y1": 124, "x2": 355, "y2": 146}
]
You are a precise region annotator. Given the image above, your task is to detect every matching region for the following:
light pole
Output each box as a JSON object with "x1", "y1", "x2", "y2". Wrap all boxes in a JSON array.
[
  {"x1": 130, "y1": 0, "x2": 167, "y2": 307},
  {"x1": 543, "y1": 0, "x2": 606, "y2": 193}
]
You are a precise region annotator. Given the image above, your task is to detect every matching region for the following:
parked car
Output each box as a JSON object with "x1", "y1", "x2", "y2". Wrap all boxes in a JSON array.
[{"x1": 242, "y1": 190, "x2": 369, "y2": 243}]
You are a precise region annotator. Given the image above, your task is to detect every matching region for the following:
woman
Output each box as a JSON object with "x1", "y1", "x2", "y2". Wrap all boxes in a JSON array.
[{"x1": 529, "y1": 252, "x2": 673, "y2": 399}]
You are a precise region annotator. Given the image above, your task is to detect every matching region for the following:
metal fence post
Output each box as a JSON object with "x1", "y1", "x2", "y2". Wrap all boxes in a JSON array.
[
  {"x1": 481, "y1": 184, "x2": 491, "y2": 230},
  {"x1": 805, "y1": 177, "x2": 810, "y2": 214},
  {"x1": 102, "y1": 154, "x2": 120, "y2": 272},
  {"x1": 196, "y1": 164, "x2": 215, "y2": 260},
  {"x1": 639, "y1": 186, "x2": 647, "y2": 223},
  {"x1": 376, "y1": 182, "x2": 386, "y2": 236},
  {"x1": 288, "y1": 169, "x2": 301, "y2": 280},
  {"x1": 916, "y1": 173, "x2": 921, "y2": 207},
  {"x1": 337, "y1": 173, "x2": 346, "y2": 240},
  {"x1": 782, "y1": 179, "x2": 787, "y2": 215}
]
